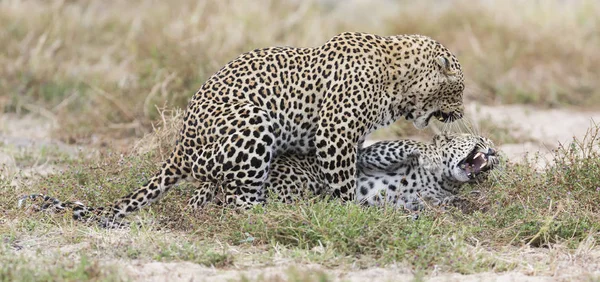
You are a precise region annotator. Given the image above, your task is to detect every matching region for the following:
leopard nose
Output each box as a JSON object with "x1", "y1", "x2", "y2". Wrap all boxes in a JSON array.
[{"x1": 487, "y1": 148, "x2": 496, "y2": 156}]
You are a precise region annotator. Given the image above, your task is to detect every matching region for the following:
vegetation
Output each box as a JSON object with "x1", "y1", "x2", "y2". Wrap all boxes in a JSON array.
[
  {"x1": 1, "y1": 0, "x2": 599, "y2": 142},
  {"x1": 2, "y1": 119, "x2": 600, "y2": 281},
  {"x1": 1, "y1": 0, "x2": 600, "y2": 281}
]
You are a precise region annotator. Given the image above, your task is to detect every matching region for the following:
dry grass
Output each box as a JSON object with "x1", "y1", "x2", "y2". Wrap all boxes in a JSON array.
[
  {"x1": 2, "y1": 120, "x2": 600, "y2": 279},
  {"x1": 2, "y1": 1, "x2": 600, "y2": 281},
  {"x1": 1, "y1": 0, "x2": 599, "y2": 142}
]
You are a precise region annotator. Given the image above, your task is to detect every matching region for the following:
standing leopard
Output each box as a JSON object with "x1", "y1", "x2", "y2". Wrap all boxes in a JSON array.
[
  {"x1": 23, "y1": 32, "x2": 466, "y2": 223},
  {"x1": 19, "y1": 133, "x2": 498, "y2": 222}
]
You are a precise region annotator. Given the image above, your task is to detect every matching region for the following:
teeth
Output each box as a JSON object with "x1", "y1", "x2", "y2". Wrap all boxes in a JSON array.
[
  {"x1": 474, "y1": 152, "x2": 483, "y2": 159},
  {"x1": 438, "y1": 116, "x2": 445, "y2": 121},
  {"x1": 479, "y1": 161, "x2": 487, "y2": 169}
]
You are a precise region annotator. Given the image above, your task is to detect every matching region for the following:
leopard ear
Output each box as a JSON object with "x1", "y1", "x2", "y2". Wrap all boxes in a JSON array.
[
  {"x1": 436, "y1": 56, "x2": 456, "y2": 76},
  {"x1": 433, "y1": 133, "x2": 452, "y2": 145},
  {"x1": 432, "y1": 134, "x2": 443, "y2": 146}
]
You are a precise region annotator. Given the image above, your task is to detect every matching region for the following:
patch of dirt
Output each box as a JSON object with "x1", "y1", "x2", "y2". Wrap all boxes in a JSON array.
[
  {"x1": 121, "y1": 262, "x2": 410, "y2": 281},
  {"x1": 120, "y1": 251, "x2": 600, "y2": 282},
  {"x1": 470, "y1": 104, "x2": 600, "y2": 146},
  {"x1": 114, "y1": 236, "x2": 600, "y2": 281},
  {"x1": 9, "y1": 227, "x2": 600, "y2": 282},
  {"x1": 365, "y1": 103, "x2": 600, "y2": 170},
  {"x1": 0, "y1": 114, "x2": 131, "y2": 187},
  {"x1": 468, "y1": 103, "x2": 600, "y2": 169},
  {"x1": 0, "y1": 114, "x2": 67, "y2": 186}
]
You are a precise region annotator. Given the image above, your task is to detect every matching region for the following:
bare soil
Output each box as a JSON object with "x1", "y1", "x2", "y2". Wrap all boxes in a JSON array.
[
  {"x1": 365, "y1": 103, "x2": 600, "y2": 170},
  {"x1": 468, "y1": 103, "x2": 600, "y2": 170}
]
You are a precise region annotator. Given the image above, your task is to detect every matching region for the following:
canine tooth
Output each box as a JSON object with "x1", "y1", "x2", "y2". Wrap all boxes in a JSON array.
[{"x1": 438, "y1": 116, "x2": 444, "y2": 121}]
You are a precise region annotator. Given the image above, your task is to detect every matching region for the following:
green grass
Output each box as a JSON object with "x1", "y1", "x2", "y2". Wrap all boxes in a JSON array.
[{"x1": 2, "y1": 125, "x2": 600, "y2": 280}]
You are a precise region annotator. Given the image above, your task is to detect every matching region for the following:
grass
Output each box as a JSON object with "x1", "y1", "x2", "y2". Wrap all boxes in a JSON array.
[
  {"x1": 2, "y1": 0, "x2": 600, "y2": 280},
  {"x1": 0, "y1": 255, "x2": 126, "y2": 282},
  {"x1": 237, "y1": 267, "x2": 332, "y2": 282},
  {"x1": 2, "y1": 121, "x2": 600, "y2": 280},
  {"x1": 1, "y1": 0, "x2": 599, "y2": 142}
]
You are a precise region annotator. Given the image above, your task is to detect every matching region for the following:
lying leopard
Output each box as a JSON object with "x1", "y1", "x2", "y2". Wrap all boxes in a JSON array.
[
  {"x1": 193, "y1": 132, "x2": 499, "y2": 211},
  {"x1": 54, "y1": 32, "x2": 464, "y2": 223},
  {"x1": 19, "y1": 133, "x2": 498, "y2": 225}
]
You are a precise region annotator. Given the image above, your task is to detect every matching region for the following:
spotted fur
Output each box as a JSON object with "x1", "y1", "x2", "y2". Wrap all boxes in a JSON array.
[
  {"x1": 20, "y1": 133, "x2": 498, "y2": 226},
  {"x1": 357, "y1": 133, "x2": 498, "y2": 210},
  {"x1": 241, "y1": 132, "x2": 498, "y2": 210},
  {"x1": 21, "y1": 32, "x2": 465, "y2": 224}
]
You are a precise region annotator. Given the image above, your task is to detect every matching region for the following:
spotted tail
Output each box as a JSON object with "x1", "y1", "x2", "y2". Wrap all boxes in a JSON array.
[{"x1": 17, "y1": 193, "x2": 101, "y2": 220}]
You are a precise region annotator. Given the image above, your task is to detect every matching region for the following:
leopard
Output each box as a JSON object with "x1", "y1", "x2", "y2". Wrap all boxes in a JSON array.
[
  {"x1": 20, "y1": 32, "x2": 466, "y2": 224},
  {"x1": 19, "y1": 133, "x2": 498, "y2": 223},
  {"x1": 268, "y1": 132, "x2": 499, "y2": 211},
  {"x1": 187, "y1": 132, "x2": 498, "y2": 210}
]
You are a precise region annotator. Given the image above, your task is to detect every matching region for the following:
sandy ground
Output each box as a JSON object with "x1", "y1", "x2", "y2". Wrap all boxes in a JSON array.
[
  {"x1": 2, "y1": 103, "x2": 600, "y2": 281},
  {"x1": 120, "y1": 244, "x2": 600, "y2": 282},
  {"x1": 467, "y1": 103, "x2": 600, "y2": 169},
  {"x1": 364, "y1": 103, "x2": 600, "y2": 170},
  {"x1": 119, "y1": 262, "x2": 568, "y2": 282}
]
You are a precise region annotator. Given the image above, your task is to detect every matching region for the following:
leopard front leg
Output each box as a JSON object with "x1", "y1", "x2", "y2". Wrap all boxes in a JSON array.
[
  {"x1": 357, "y1": 140, "x2": 442, "y2": 172},
  {"x1": 315, "y1": 127, "x2": 357, "y2": 202}
]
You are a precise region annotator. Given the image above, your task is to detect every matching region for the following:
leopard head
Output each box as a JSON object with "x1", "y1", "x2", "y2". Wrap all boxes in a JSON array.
[
  {"x1": 396, "y1": 36, "x2": 465, "y2": 129},
  {"x1": 433, "y1": 133, "x2": 499, "y2": 182}
]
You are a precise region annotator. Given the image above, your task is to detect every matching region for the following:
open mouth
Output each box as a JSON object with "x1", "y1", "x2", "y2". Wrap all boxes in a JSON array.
[
  {"x1": 427, "y1": 110, "x2": 460, "y2": 124},
  {"x1": 459, "y1": 147, "x2": 496, "y2": 178},
  {"x1": 434, "y1": 110, "x2": 462, "y2": 122}
]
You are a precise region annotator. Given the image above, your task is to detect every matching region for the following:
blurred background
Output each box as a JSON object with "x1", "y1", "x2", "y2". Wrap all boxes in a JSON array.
[{"x1": 1, "y1": 0, "x2": 599, "y2": 162}]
